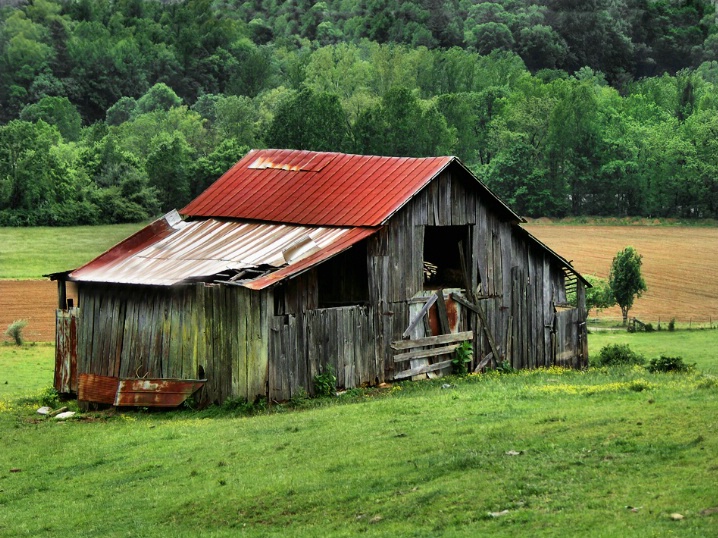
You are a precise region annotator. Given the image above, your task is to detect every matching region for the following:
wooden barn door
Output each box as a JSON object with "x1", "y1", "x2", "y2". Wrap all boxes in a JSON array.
[
  {"x1": 54, "y1": 307, "x2": 79, "y2": 394},
  {"x1": 554, "y1": 308, "x2": 582, "y2": 368}
]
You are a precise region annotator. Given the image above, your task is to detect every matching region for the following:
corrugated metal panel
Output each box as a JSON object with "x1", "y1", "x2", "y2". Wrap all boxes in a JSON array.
[
  {"x1": 69, "y1": 211, "x2": 380, "y2": 287},
  {"x1": 114, "y1": 379, "x2": 206, "y2": 407},
  {"x1": 181, "y1": 149, "x2": 455, "y2": 226},
  {"x1": 78, "y1": 373, "x2": 119, "y2": 405}
]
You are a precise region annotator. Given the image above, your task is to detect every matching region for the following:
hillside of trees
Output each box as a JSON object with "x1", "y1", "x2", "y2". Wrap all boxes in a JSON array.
[{"x1": 1, "y1": 0, "x2": 718, "y2": 225}]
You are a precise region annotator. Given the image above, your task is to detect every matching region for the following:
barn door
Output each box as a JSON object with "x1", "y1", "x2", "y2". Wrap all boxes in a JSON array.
[
  {"x1": 554, "y1": 308, "x2": 581, "y2": 368},
  {"x1": 54, "y1": 307, "x2": 79, "y2": 394}
]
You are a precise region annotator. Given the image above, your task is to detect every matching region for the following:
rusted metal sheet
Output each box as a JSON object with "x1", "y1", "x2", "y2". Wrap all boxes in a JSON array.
[
  {"x1": 77, "y1": 374, "x2": 205, "y2": 407},
  {"x1": 428, "y1": 295, "x2": 461, "y2": 336},
  {"x1": 181, "y1": 149, "x2": 454, "y2": 226},
  {"x1": 114, "y1": 379, "x2": 206, "y2": 407},
  {"x1": 54, "y1": 308, "x2": 78, "y2": 394},
  {"x1": 78, "y1": 373, "x2": 119, "y2": 405},
  {"x1": 69, "y1": 211, "x2": 379, "y2": 287}
]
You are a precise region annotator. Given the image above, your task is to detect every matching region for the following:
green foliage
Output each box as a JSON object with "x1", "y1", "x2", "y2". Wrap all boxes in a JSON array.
[
  {"x1": 583, "y1": 275, "x2": 616, "y2": 315},
  {"x1": 313, "y1": 366, "x2": 336, "y2": 398},
  {"x1": 266, "y1": 86, "x2": 349, "y2": 152},
  {"x1": 451, "y1": 342, "x2": 473, "y2": 375},
  {"x1": 495, "y1": 359, "x2": 517, "y2": 374},
  {"x1": 609, "y1": 247, "x2": 647, "y2": 325},
  {"x1": 38, "y1": 385, "x2": 59, "y2": 407},
  {"x1": 668, "y1": 318, "x2": 676, "y2": 332},
  {"x1": 20, "y1": 96, "x2": 82, "y2": 141},
  {"x1": 4, "y1": 320, "x2": 28, "y2": 346},
  {"x1": 593, "y1": 343, "x2": 645, "y2": 367},
  {"x1": 1, "y1": 0, "x2": 718, "y2": 226},
  {"x1": 647, "y1": 355, "x2": 694, "y2": 373}
]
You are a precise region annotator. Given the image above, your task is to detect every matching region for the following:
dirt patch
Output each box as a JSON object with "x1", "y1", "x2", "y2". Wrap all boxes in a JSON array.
[
  {"x1": 525, "y1": 224, "x2": 718, "y2": 323},
  {"x1": 0, "y1": 280, "x2": 77, "y2": 343}
]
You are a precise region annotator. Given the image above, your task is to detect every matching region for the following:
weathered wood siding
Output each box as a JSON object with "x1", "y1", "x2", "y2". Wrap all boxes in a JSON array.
[
  {"x1": 76, "y1": 283, "x2": 269, "y2": 405},
  {"x1": 54, "y1": 307, "x2": 78, "y2": 394},
  {"x1": 365, "y1": 166, "x2": 587, "y2": 374}
]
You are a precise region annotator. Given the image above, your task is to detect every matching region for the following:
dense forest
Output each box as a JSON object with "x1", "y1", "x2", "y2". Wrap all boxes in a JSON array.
[{"x1": 1, "y1": 0, "x2": 718, "y2": 225}]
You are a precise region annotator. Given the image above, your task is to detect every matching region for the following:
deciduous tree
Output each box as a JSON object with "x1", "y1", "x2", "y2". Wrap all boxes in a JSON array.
[{"x1": 609, "y1": 246, "x2": 646, "y2": 325}]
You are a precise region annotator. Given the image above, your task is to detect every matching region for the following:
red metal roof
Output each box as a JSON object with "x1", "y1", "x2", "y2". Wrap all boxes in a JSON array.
[{"x1": 181, "y1": 149, "x2": 454, "y2": 226}]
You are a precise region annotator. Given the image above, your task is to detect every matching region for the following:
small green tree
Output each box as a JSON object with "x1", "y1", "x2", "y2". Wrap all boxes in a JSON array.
[
  {"x1": 609, "y1": 246, "x2": 647, "y2": 325},
  {"x1": 584, "y1": 274, "x2": 616, "y2": 316}
]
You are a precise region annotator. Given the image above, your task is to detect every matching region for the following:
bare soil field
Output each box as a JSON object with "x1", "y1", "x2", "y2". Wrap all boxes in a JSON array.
[
  {"x1": 0, "y1": 280, "x2": 77, "y2": 343},
  {"x1": 525, "y1": 224, "x2": 718, "y2": 324},
  {"x1": 2, "y1": 226, "x2": 715, "y2": 342}
]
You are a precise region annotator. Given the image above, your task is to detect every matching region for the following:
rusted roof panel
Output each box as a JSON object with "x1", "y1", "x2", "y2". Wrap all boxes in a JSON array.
[
  {"x1": 181, "y1": 149, "x2": 455, "y2": 226},
  {"x1": 69, "y1": 211, "x2": 379, "y2": 287}
]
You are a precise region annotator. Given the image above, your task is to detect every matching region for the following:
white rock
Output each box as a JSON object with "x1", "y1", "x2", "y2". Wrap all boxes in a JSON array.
[
  {"x1": 53, "y1": 411, "x2": 76, "y2": 420},
  {"x1": 36, "y1": 406, "x2": 52, "y2": 415}
]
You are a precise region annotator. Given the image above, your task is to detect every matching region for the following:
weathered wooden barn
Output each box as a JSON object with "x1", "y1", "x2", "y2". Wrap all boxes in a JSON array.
[{"x1": 51, "y1": 149, "x2": 589, "y2": 406}]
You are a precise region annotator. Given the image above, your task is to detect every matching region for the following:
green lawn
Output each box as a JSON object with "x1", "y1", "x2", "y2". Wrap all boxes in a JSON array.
[
  {"x1": 1, "y1": 342, "x2": 717, "y2": 537},
  {"x1": 0, "y1": 223, "x2": 145, "y2": 279},
  {"x1": 0, "y1": 343, "x2": 55, "y2": 400},
  {"x1": 588, "y1": 329, "x2": 718, "y2": 373}
]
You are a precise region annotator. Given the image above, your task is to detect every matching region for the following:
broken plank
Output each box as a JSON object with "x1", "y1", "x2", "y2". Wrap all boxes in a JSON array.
[
  {"x1": 391, "y1": 331, "x2": 473, "y2": 350},
  {"x1": 402, "y1": 294, "x2": 437, "y2": 338},
  {"x1": 434, "y1": 289, "x2": 451, "y2": 335},
  {"x1": 394, "y1": 344, "x2": 460, "y2": 363},
  {"x1": 394, "y1": 360, "x2": 453, "y2": 380},
  {"x1": 474, "y1": 352, "x2": 494, "y2": 372}
]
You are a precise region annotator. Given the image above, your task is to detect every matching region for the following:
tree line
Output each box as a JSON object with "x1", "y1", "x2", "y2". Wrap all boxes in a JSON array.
[{"x1": 1, "y1": 0, "x2": 718, "y2": 225}]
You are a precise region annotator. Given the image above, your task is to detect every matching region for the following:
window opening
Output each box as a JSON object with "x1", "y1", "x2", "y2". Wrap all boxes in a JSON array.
[
  {"x1": 423, "y1": 226, "x2": 469, "y2": 290},
  {"x1": 317, "y1": 241, "x2": 369, "y2": 308}
]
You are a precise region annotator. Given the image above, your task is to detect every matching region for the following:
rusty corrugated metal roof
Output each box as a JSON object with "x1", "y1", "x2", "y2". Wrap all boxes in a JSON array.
[
  {"x1": 69, "y1": 211, "x2": 378, "y2": 288},
  {"x1": 181, "y1": 149, "x2": 456, "y2": 226}
]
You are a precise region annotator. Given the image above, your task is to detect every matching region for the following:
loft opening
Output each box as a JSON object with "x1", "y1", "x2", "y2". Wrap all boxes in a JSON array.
[
  {"x1": 423, "y1": 225, "x2": 470, "y2": 289},
  {"x1": 317, "y1": 241, "x2": 369, "y2": 308}
]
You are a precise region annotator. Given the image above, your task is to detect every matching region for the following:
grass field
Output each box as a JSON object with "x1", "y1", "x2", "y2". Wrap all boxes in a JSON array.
[
  {"x1": 0, "y1": 223, "x2": 145, "y2": 279},
  {"x1": 1, "y1": 336, "x2": 717, "y2": 537}
]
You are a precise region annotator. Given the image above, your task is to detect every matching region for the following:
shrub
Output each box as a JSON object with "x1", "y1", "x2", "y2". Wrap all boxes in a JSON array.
[
  {"x1": 594, "y1": 343, "x2": 646, "y2": 367},
  {"x1": 313, "y1": 366, "x2": 336, "y2": 397},
  {"x1": 647, "y1": 355, "x2": 694, "y2": 373},
  {"x1": 452, "y1": 342, "x2": 473, "y2": 375},
  {"x1": 496, "y1": 360, "x2": 517, "y2": 374},
  {"x1": 668, "y1": 318, "x2": 676, "y2": 331},
  {"x1": 644, "y1": 322, "x2": 654, "y2": 332},
  {"x1": 4, "y1": 320, "x2": 28, "y2": 345},
  {"x1": 39, "y1": 386, "x2": 59, "y2": 407}
]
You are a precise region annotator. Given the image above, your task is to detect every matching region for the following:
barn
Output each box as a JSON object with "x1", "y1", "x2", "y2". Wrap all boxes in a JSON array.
[{"x1": 51, "y1": 149, "x2": 589, "y2": 406}]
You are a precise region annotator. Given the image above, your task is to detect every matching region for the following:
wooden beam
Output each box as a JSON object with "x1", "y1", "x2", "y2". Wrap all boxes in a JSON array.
[
  {"x1": 434, "y1": 288, "x2": 450, "y2": 334},
  {"x1": 474, "y1": 352, "x2": 493, "y2": 372},
  {"x1": 57, "y1": 280, "x2": 67, "y2": 310},
  {"x1": 450, "y1": 292, "x2": 500, "y2": 366},
  {"x1": 391, "y1": 331, "x2": 473, "y2": 350},
  {"x1": 393, "y1": 360, "x2": 453, "y2": 380},
  {"x1": 394, "y1": 344, "x2": 460, "y2": 363},
  {"x1": 402, "y1": 294, "x2": 437, "y2": 338}
]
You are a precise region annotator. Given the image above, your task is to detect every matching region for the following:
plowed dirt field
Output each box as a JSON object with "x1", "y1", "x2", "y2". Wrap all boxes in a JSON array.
[
  {"x1": 525, "y1": 224, "x2": 718, "y2": 324},
  {"x1": 2, "y1": 226, "x2": 716, "y2": 342},
  {"x1": 0, "y1": 281, "x2": 77, "y2": 343}
]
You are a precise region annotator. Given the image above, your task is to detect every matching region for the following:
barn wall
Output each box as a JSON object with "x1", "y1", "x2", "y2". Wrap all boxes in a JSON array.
[
  {"x1": 76, "y1": 283, "x2": 270, "y2": 405},
  {"x1": 365, "y1": 165, "x2": 587, "y2": 375}
]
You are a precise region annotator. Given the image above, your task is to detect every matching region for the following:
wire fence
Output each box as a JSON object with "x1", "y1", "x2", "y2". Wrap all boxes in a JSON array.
[{"x1": 588, "y1": 316, "x2": 718, "y2": 331}]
